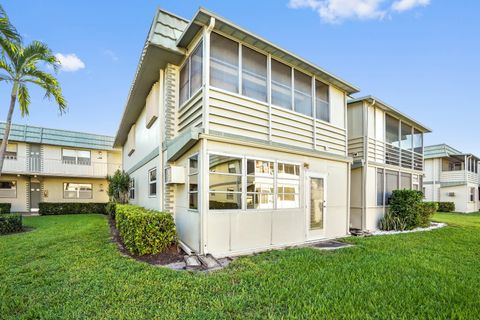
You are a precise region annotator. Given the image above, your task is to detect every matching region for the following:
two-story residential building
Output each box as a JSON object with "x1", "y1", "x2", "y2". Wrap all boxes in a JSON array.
[
  {"x1": 114, "y1": 8, "x2": 360, "y2": 257},
  {"x1": 347, "y1": 96, "x2": 431, "y2": 231},
  {"x1": 424, "y1": 144, "x2": 479, "y2": 213},
  {"x1": 0, "y1": 123, "x2": 122, "y2": 212}
]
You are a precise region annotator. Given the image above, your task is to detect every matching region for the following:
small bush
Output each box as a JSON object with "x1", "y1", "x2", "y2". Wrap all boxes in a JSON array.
[
  {"x1": 106, "y1": 202, "x2": 116, "y2": 219},
  {"x1": 115, "y1": 204, "x2": 176, "y2": 256},
  {"x1": 387, "y1": 189, "x2": 424, "y2": 230},
  {"x1": 0, "y1": 213, "x2": 22, "y2": 234},
  {"x1": 420, "y1": 202, "x2": 438, "y2": 227},
  {"x1": 0, "y1": 203, "x2": 11, "y2": 214},
  {"x1": 437, "y1": 202, "x2": 455, "y2": 212},
  {"x1": 39, "y1": 202, "x2": 108, "y2": 215}
]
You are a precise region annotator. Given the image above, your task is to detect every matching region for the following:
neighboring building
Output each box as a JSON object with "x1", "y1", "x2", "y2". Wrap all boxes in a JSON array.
[
  {"x1": 347, "y1": 96, "x2": 431, "y2": 231},
  {"x1": 424, "y1": 144, "x2": 480, "y2": 213},
  {"x1": 114, "y1": 8, "x2": 360, "y2": 257},
  {"x1": 0, "y1": 123, "x2": 121, "y2": 212}
]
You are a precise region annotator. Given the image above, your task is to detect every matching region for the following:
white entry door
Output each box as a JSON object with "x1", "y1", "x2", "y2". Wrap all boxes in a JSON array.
[{"x1": 306, "y1": 173, "x2": 327, "y2": 240}]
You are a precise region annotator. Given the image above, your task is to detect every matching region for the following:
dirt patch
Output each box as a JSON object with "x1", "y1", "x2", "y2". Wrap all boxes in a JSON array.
[{"x1": 108, "y1": 217, "x2": 185, "y2": 266}]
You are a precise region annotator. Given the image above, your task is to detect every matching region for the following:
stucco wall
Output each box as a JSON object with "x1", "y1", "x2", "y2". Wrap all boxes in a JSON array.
[
  {"x1": 128, "y1": 156, "x2": 161, "y2": 211},
  {"x1": 42, "y1": 177, "x2": 109, "y2": 203}
]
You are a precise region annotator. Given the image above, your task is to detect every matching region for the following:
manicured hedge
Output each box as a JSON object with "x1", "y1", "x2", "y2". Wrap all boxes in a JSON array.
[
  {"x1": 0, "y1": 213, "x2": 22, "y2": 234},
  {"x1": 420, "y1": 202, "x2": 438, "y2": 227},
  {"x1": 437, "y1": 202, "x2": 455, "y2": 212},
  {"x1": 39, "y1": 202, "x2": 108, "y2": 215},
  {"x1": 115, "y1": 204, "x2": 176, "y2": 256},
  {"x1": 0, "y1": 203, "x2": 11, "y2": 214}
]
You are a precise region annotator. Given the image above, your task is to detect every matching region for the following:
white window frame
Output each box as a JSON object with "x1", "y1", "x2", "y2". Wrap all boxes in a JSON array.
[
  {"x1": 63, "y1": 182, "x2": 93, "y2": 199},
  {"x1": 148, "y1": 168, "x2": 157, "y2": 197},
  {"x1": 208, "y1": 152, "x2": 302, "y2": 211},
  {"x1": 62, "y1": 148, "x2": 91, "y2": 166},
  {"x1": 179, "y1": 40, "x2": 204, "y2": 109}
]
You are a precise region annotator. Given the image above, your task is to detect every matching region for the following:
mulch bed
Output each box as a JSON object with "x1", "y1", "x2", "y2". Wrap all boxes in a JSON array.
[{"x1": 108, "y1": 216, "x2": 185, "y2": 266}]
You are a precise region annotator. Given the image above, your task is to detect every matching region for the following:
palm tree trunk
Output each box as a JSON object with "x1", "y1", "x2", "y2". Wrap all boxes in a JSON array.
[{"x1": 0, "y1": 82, "x2": 18, "y2": 175}]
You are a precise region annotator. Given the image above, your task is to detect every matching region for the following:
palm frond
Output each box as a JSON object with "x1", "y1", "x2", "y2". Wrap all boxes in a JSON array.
[
  {"x1": 0, "y1": 37, "x2": 19, "y2": 64},
  {"x1": 17, "y1": 83, "x2": 30, "y2": 116},
  {"x1": 0, "y1": 56, "x2": 13, "y2": 76},
  {"x1": 22, "y1": 69, "x2": 67, "y2": 113},
  {"x1": 0, "y1": 5, "x2": 21, "y2": 43},
  {"x1": 18, "y1": 41, "x2": 58, "y2": 73}
]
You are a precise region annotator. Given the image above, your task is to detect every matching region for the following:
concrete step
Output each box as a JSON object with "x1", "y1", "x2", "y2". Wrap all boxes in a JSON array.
[
  {"x1": 184, "y1": 255, "x2": 202, "y2": 270},
  {"x1": 197, "y1": 254, "x2": 222, "y2": 270}
]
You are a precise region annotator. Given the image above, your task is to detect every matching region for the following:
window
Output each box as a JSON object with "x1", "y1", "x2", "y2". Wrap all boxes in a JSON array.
[
  {"x1": 277, "y1": 162, "x2": 300, "y2": 209},
  {"x1": 376, "y1": 169, "x2": 384, "y2": 206},
  {"x1": 315, "y1": 80, "x2": 329, "y2": 122},
  {"x1": 210, "y1": 33, "x2": 239, "y2": 93},
  {"x1": 413, "y1": 129, "x2": 423, "y2": 154},
  {"x1": 209, "y1": 155, "x2": 242, "y2": 209},
  {"x1": 401, "y1": 172, "x2": 412, "y2": 190},
  {"x1": 190, "y1": 43, "x2": 203, "y2": 95},
  {"x1": 242, "y1": 46, "x2": 267, "y2": 102},
  {"x1": 179, "y1": 60, "x2": 189, "y2": 106},
  {"x1": 470, "y1": 187, "x2": 475, "y2": 202},
  {"x1": 294, "y1": 70, "x2": 312, "y2": 117},
  {"x1": 129, "y1": 178, "x2": 135, "y2": 200},
  {"x1": 3, "y1": 143, "x2": 17, "y2": 160},
  {"x1": 148, "y1": 168, "x2": 157, "y2": 197},
  {"x1": 179, "y1": 41, "x2": 203, "y2": 107},
  {"x1": 188, "y1": 155, "x2": 199, "y2": 210},
  {"x1": 271, "y1": 59, "x2": 292, "y2": 109},
  {"x1": 63, "y1": 183, "x2": 92, "y2": 199},
  {"x1": 385, "y1": 170, "x2": 398, "y2": 205},
  {"x1": 400, "y1": 123, "x2": 412, "y2": 150},
  {"x1": 0, "y1": 180, "x2": 16, "y2": 198},
  {"x1": 62, "y1": 149, "x2": 91, "y2": 165},
  {"x1": 246, "y1": 159, "x2": 274, "y2": 209},
  {"x1": 385, "y1": 115, "x2": 400, "y2": 147}
]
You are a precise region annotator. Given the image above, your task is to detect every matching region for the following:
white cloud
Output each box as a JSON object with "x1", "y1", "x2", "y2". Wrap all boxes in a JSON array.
[
  {"x1": 392, "y1": 0, "x2": 430, "y2": 12},
  {"x1": 288, "y1": 0, "x2": 431, "y2": 23},
  {"x1": 102, "y1": 49, "x2": 119, "y2": 62},
  {"x1": 54, "y1": 53, "x2": 85, "y2": 72}
]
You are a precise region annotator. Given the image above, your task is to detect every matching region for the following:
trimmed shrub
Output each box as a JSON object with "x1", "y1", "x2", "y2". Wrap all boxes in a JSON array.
[
  {"x1": 39, "y1": 202, "x2": 108, "y2": 215},
  {"x1": 437, "y1": 202, "x2": 455, "y2": 212},
  {"x1": 0, "y1": 213, "x2": 22, "y2": 234},
  {"x1": 420, "y1": 202, "x2": 438, "y2": 227},
  {"x1": 106, "y1": 202, "x2": 116, "y2": 219},
  {"x1": 388, "y1": 189, "x2": 424, "y2": 230},
  {"x1": 0, "y1": 203, "x2": 11, "y2": 214},
  {"x1": 115, "y1": 204, "x2": 176, "y2": 256}
]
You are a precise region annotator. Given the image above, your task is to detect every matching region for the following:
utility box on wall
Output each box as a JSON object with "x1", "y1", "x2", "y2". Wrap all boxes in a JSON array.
[{"x1": 165, "y1": 166, "x2": 185, "y2": 184}]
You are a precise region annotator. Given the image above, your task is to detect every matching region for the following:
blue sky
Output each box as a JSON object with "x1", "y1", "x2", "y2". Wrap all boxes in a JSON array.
[{"x1": 1, "y1": 1, "x2": 479, "y2": 153}]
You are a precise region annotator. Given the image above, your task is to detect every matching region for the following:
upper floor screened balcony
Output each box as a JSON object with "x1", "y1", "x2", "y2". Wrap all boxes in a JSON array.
[
  {"x1": 177, "y1": 29, "x2": 358, "y2": 156},
  {"x1": 347, "y1": 96, "x2": 431, "y2": 172},
  {"x1": 440, "y1": 154, "x2": 479, "y2": 184}
]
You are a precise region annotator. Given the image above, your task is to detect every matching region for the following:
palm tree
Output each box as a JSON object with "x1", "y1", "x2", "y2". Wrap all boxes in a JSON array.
[{"x1": 0, "y1": 39, "x2": 67, "y2": 174}]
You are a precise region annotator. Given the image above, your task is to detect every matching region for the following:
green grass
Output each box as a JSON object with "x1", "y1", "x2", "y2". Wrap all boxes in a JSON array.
[{"x1": 1, "y1": 213, "x2": 479, "y2": 319}]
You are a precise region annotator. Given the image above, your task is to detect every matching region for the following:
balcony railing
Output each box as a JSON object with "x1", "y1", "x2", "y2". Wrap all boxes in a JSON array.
[
  {"x1": 368, "y1": 138, "x2": 423, "y2": 171},
  {"x1": 2, "y1": 156, "x2": 121, "y2": 178}
]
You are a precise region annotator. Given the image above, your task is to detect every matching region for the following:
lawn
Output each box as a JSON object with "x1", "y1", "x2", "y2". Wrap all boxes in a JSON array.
[{"x1": 1, "y1": 213, "x2": 479, "y2": 319}]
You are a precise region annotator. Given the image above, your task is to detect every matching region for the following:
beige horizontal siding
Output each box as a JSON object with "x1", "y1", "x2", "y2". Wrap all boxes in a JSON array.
[
  {"x1": 178, "y1": 93, "x2": 203, "y2": 133},
  {"x1": 207, "y1": 88, "x2": 346, "y2": 155}
]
